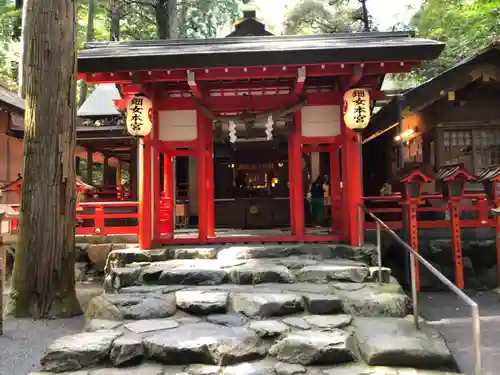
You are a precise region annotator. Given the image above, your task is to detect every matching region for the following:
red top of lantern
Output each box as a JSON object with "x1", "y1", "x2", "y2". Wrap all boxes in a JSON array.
[
  {"x1": 399, "y1": 168, "x2": 434, "y2": 184},
  {"x1": 476, "y1": 166, "x2": 500, "y2": 183},
  {"x1": 436, "y1": 164, "x2": 476, "y2": 182}
]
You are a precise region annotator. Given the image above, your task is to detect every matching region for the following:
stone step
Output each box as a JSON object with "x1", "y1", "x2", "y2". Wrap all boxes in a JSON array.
[
  {"x1": 105, "y1": 243, "x2": 380, "y2": 271},
  {"x1": 36, "y1": 315, "x2": 462, "y2": 374},
  {"x1": 86, "y1": 281, "x2": 409, "y2": 321},
  {"x1": 31, "y1": 363, "x2": 466, "y2": 375},
  {"x1": 105, "y1": 257, "x2": 391, "y2": 290}
]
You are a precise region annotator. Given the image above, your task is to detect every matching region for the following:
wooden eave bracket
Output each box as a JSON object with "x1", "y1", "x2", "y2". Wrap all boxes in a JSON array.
[
  {"x1": 292, "y1": 66, "x2": 307, "y2": 95},
  {"x1": 187, "y1": 71, "x2": 202, "y2": 98},
  {"x1": 348, "y1": 64, "x2": 363, "y2": 88}
]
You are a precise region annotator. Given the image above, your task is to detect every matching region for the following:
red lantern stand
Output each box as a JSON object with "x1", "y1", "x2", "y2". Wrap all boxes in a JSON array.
[
  {"x1": 477, "y1": 166, "x2": 500, "y2": 284},
  {"x1": 436, "y1": 165, "x2": 476, "y2": 289},
  {"x1": 398, "y1": 168, "x2": 434, "y2": 292}
]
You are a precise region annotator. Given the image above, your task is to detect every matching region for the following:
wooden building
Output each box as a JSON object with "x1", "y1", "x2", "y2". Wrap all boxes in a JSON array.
[
  {"x1": 77, "y1": 9, "x2": 444, "y2": 249},
  {"x1": 76, "y1": 83, "x2": 137, "y2": 199},
  {"x1": 368, "y1": 41, "x2": 500, "y2": 192},
  {"x1": 0, "y1": 85, "x2": 25, "y2": 205}
]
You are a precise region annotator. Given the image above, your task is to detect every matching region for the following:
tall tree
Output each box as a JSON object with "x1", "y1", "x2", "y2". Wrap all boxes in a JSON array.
[
  {"x1": 283, "y1": 0, "x2": 373, "y2": 35},
  {"x1": 7, "y1": 0, "x2": 81, "y2": 318},
  {"x1": 408, "y1": 0, "x2": 500, "y2": 82},
  {"x1": 79, "y1": 0, "x2": 96, "y2": 106}
]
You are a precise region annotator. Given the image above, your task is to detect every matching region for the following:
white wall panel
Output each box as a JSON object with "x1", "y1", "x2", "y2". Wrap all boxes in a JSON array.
[
  {"x1": 301, "y1": 105, "x2": 340, "y2": 137},
  {"x1": 159, "y1": 110, "x2": 197, "y2": 141}
]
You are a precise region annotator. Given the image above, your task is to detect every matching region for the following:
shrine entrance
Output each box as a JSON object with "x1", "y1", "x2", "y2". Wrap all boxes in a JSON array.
[{"x1": 148, "y1": 98, "x2": 348, "y2": 245}]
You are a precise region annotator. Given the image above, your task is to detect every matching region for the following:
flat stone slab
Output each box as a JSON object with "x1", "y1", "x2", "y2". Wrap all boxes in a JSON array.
[
  {"x1": 206, "y1": 313, "x2": 247, "y2": 327},
  {"x1": 110, "y1": 335, "x2": 144, "y2": 366},
  {"x1": 143, "y1": 266, "x2": 228, "y2": 286},
  {"x1": 125, "y1": 319, "x2": 179, "y2": 334},
  {"x1": 84, "y1": 319, "x2": 124, "y2": 332},
  {"x1": 85, "y1": 294, "x2": 177, "y2": 321},
  {"x1": 228, "y1": 264, "x2": 294, "y2": 284},
  {"x1": 333, "y1": 283, "x2": 410, "y2": 318},
  {"x1": 296, "y1": 265, "x2": 370, "y2": 283},
  {"x1": 93, "y1": 363, "x2": 166, "y2": 374},
  {"x1": 269, "y1": 330, "x2": 355, "y2": 365},
  {"x1": 231, "y1": 293, "x2": 304, "y2": 318},
  {"x1": 175, "y1": 290, "x2": 228, "y2": 315},
  {"x1": 41, "y1": 330, "x2": 123, "y2": 372},
  {"x1": 282, "y1": 317, "x2": 311, "y2": 330},
  {"x1": 303, "y1": 293, "x2": 343, "y2": 314},
  {"x1": 248, "y1": 320, "x2": 290, "y2": 337},
  {"x1": 303, "y1": 315, "x2": 352, "y2": 329},
  {"x1": 352, "y1": 317, "x2": 455, "y2": 369},
  {"x1": 143, "y1": 323, "x2": 267, "y2": 365}
]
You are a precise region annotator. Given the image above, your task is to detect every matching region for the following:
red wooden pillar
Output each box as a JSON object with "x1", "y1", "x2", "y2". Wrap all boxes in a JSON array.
[
  {"x1": 288, "y1": 136, "x2": 296, "y2": 234},
  {"x1": 197, "y1": 110, "x2": 208, "y2": 242},
  {"x1": 162, "y1": 153, "x2": 174, "y2": 238},
  {"x1": 206, "y1": 125, "x2": 215, "y2": 237},
  {"x1": 138, "y1": 136, "x2": 153, "y2": 249},
  {"x1": 449, "y1": 200, "x2": 464, "y2": 289},
  {"x1": 341, "y1": 125, "x2": 362, "y2": 245},
  {"x1": 292, "y1": 111, "x2": 305, "y2": 239},
  {"x1": 407, "y1": 200, "x2": 420, "y2": 291},
  {"x1": 288, "y1": 137, "x2": 296, "y2": 234},
  {"x1": 329, "y1": 144, "x2": 341, "y2": 234},
  {"x1": 152, "y1": 95, "x2": 161, "y2": 243}
]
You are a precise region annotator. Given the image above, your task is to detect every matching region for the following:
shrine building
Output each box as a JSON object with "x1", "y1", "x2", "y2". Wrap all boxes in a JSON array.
[{"x1": 76, "y1": 10, "x2": 445, "y2": 250}]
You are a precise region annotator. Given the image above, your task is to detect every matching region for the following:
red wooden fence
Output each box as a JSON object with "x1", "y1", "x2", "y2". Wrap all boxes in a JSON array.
[{"x1": 3, "y1": 193, "x2": 496, "y2": 236}]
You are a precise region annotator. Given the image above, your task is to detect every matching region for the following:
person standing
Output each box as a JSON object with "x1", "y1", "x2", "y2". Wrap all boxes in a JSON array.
[{"x1": 310, "y1": 175, "x2": 325, "y2": 227}]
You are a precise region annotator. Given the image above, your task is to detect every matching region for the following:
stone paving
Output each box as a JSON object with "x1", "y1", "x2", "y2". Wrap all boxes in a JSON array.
[{"x1": 31, "y1": 244, "x2": 465, "y2": 374}]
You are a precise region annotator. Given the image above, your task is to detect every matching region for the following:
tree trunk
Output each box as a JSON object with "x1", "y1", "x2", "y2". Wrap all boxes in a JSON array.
[
  {"x1": 178, "y1": 0, "x2": 188, "y2": 37},
  {"x1": 79, "y1": 0, "x2": 96, "y2": 107},
  {"x1": 155, "y1": 0, "x2": 178, "y2": 39},
  {"x1": 168, "y1": 0, "x2": 178, "y2": 38},
  {"x1": 7, "y1": 0, "x2": 81, "y2": 319},
  {"x1": 110, "y1": 0, "x2": 121, "y2": 41},
  {"x1": 359, "y1": 0, "x2": 370, "y2": 31}
]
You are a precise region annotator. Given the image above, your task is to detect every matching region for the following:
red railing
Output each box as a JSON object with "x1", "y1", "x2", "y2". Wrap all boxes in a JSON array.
[
  {"x1": 2, "y1": 193, "x2": 496, "y2": 237},
  {"x1": 84, "y1": 185, "x2": 131, "y2": 202},
  {"x1": 362, "y1": 193, "x2": 493, "y2": 230},
  {"x1": 3, "y1": 202, "x2": 139, "y2": 236},
  {"x1": 76, "y1": 201, "x2": 139, "y2": 235}
]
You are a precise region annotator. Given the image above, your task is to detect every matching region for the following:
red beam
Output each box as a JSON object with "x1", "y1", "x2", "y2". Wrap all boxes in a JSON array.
[
  {"x1": 156, "y1": 234, "x2": 342, "y2": 245},
  {"x1": 301, "y1": 136, "x2": 341, "y2": 145},
  {"x1": 155, "y1": 92, "x2": 385, "y2": 112},
  {"x1": 82, "y1": 61, "x2": 417, "y2": 84}
]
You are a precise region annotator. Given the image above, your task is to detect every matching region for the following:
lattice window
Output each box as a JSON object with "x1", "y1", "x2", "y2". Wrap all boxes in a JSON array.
[
  {"x1": 442, "y1": 129, "x2": 500, "y2": 173},
  {"x1": 474, "y1": 129, "x2": 500, "y2": 170},
  {"x1": 443, "y1": 130, "x2": 473, "y2": 171}
]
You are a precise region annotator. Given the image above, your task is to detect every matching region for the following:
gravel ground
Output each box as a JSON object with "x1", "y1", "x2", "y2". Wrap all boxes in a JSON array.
[
  {"x1": 0, "y1": 282, "x2": 102, "y2": 375},
  {"x1": 419, "y1": 290, "x2": 500, "y2": 375}
]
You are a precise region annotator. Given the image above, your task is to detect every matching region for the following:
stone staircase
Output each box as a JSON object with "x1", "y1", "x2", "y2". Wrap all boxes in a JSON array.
[{"x1": 34, "y1": 244, "x2": 465, "y2": 375}]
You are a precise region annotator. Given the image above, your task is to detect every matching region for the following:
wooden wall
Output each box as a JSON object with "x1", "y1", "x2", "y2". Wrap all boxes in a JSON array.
[{"x1": 0, "y1": 111, "x2": 24, "y2": 204}]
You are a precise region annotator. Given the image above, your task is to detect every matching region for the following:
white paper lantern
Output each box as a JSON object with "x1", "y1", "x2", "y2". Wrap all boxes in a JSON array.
[
  {"x1": 343, "y1": 88, "x2": 371, "y2": 131},
  {"x1": 126, "y1": 95, "x2": 153, "y2": 137}
]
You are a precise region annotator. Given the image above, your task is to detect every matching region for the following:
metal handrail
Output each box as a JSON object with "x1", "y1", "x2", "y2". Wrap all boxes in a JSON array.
[{"x1": 358, "y1": 203, "x2": 482, "y2": 375}]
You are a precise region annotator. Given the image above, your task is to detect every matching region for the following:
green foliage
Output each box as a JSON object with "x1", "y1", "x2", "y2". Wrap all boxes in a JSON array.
[
  {"x1": 178, "y1": 0, "x2": 240, "y2": 38},
  {"x1": 0, "y1": 0, "x2": 241, "y2": 93},
  {"x1": 283, "y1": 0, "x2": 372, "y2": 35},
  {"x1": 0, "y1": 0, "x2": 19, "y2": 89},
  {"x1": 409, "y1": 0, "x2": 500, "y2": 82}
]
